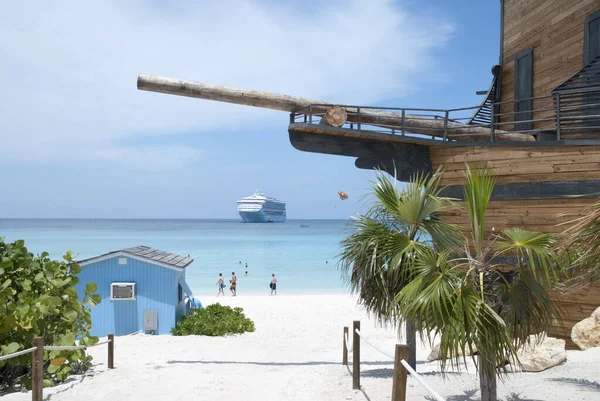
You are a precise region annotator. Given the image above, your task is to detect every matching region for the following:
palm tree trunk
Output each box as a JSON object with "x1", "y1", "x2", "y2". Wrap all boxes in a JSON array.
[
  {"x1": 406, "y1": 318, "x2": 417, "y2": 370},
  {"x1": 478, "y1": 355, "x2": 498, "y2": 401}
]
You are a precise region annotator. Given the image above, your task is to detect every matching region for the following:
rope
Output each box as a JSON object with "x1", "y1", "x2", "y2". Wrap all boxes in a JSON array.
[
  {"x1": 90, "y1": 339, "x2": 111, "y2": 346},
  {"x1": 354, "y1": 329, "x2": 394, "y2": 359},
  {"x1": 354, "y1": 328, "x2": 446, "y2": 401},
  {"x1": 0, "y1": 339, "x2": 111, "y2": 360},
  {"x1": 344, "y1": 334, "x2": 353, "y2": 354},
  {"x1": 400, "y1": 359, "x2": 445, "y2": 401},
  {"x1": 0, "y1": 346, "x2": 38, "y2": 361},
  {"x1": 44, "y1": 345, "x2": 88, "y2": 351}
]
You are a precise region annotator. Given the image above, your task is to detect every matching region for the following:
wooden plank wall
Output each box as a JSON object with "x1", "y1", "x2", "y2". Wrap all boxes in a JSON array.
[
  {"x1": 431, "y1": 144, "x2": 600, "y2": 348},
  {"x1": 500, "y1": 0, "x2": 600, "y2": 131},
  {"x1": 548, "y1": 282, "x2": 600, "y2": 349}
]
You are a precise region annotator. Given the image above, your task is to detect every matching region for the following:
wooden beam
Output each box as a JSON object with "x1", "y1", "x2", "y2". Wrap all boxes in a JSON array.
[{"x1": 137, "y1": 74, "x2": 534, "y2": 142}]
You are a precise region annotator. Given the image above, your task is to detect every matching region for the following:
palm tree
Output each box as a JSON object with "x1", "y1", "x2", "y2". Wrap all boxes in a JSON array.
[
  {"x1": 393, "y1": 165, "x2": 562, "y2": 401},
  {"x1": 557, "y1": 198, "x2": 600, "y2": 287},
  {"x1": 337, "y1": 166, "x2": 462, "y2": 369}
]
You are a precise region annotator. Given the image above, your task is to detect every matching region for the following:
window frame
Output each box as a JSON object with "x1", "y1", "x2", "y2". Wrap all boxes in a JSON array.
[
  {"x1": 584, "y1": 9, "x2": 600, "y2": 66},
  {"x1": 110, "y1": 282, "x2": 136, "y2": 301},
  {"x1": 513, "y1": 48, "x2": 533, "y2": 132}
]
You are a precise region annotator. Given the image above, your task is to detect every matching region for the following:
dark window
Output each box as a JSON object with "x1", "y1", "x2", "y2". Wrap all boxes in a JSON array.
[
  {"x1": 514, "y1": 48, "x2": 533, "y2": 132},
  {"x1": 584, "y1": 9, "x2": 600, "y2": 66},
  {"x1": 584, "y1": 10, "x2": 600, "y2": 130},
  {"x1": 178, "y1": 284, "x2": 183, "y2": 303}
]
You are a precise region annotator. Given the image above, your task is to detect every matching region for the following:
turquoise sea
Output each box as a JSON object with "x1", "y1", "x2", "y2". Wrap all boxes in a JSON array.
[{"x1": 0, "y1": 219, "x2": 356, "y2": 296}]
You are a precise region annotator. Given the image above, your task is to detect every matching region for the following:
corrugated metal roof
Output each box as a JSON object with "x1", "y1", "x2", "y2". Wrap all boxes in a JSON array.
[{"x1": 77, "y1": 245, "x2": 194, "y2": 269}]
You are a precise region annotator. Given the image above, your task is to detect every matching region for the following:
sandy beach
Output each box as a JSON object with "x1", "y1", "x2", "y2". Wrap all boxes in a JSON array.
[{"x1": 4, "y1": 294, "x2": 600, "y2": 401}]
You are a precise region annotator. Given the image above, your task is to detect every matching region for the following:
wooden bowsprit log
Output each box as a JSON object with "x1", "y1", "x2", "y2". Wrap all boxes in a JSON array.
[{"x1": 136, "y1": 74, "x2": 534, "y2": 142}]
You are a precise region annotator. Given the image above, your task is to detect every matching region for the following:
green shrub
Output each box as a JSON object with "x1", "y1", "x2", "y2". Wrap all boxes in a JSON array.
[
  {"x1": 172, "y1": 303, "x2": 255, "y2": 336},
  {"x1": 0, "y1": 238, "x2": 100, "y2": 390}
]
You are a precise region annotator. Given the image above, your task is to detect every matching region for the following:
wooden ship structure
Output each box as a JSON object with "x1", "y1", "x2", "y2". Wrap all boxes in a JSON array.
[{"x1": 137, "y1": 0, "x2": 600, "y2": 348}]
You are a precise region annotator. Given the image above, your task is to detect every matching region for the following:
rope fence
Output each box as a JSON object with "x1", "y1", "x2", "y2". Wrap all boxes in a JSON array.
[
  {"x1": 0, "y1": 347, "x2": 38, "y2": 362},
  {"x1": 0, "y1": 334, "x2": 115, "y2": 401},
  {"x1": 342, "y1": 321, "x2": 445, "y2": 401}
]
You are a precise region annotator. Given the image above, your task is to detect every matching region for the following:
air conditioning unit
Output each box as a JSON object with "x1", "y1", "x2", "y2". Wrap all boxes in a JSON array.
[{"x1": 111, "y1": 282, "x2": 136, "y2": 300}]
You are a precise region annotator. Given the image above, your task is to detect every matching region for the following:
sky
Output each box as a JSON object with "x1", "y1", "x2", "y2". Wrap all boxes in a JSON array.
[{"x1": 0, "y1": 0, "x2": 501, "y2": 219}]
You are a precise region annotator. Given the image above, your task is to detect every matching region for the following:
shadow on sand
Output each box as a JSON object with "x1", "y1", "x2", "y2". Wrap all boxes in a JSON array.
[
  {"x1": 362, "y1": 368, "x2": 464, "y2": 379},
  {"x1": 547, "y1": 377, "x2": 600, "y2": 391},
  {"x1": 424, "y1": 388, "x2": 543, "y2": 401},
  {"x1": 166, "y1": 359, "x2": 394, "y2": 367}
]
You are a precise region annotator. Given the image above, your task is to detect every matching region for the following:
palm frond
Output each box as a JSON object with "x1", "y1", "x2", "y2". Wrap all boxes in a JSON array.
[
  {"x1": 392, "y1": 249, "x2": 516, "y2": 377},
  {"x1": 557, "y1": 199, "x2": 600, "y2": 285},
  {"x1": 494, "y1": 268, "x2": 558, "y2": 348},
  {"x1": 337, "y1": 217, "x2": 414, "y2": 324},
  {"x1": 495, "y1": 228, "x2": 561, "y2": 283},
  {"x1": 463, "y1": 164, "x2": 495, "y2": 258}
]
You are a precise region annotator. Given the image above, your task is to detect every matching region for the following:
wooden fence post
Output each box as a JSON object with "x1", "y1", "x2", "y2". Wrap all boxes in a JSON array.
[
  {"x1": 342, "y1": 326, "x2": 348, "y2": 365},
  {"x1": 31, "y1": 337, "x2": 43, "y2": 401},
  {"x1": 108, "y1": 334, "x2": 114, "y2": 369},
  {"x1": 352, "y1": 320, "x2": 360, "y2": 390},
  {"x1": 392, "y1": 344, "x2": 409, "y2": 401}
]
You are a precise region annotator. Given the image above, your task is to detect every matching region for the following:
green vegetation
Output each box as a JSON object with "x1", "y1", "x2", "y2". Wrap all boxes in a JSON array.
[
  {"x1": 0, "y1": 238, "x2": 100, "y2": 390},
  {"x1": 172, "y1": 303, "x2": 255, "y2": 336},
  {"x1": 559, "y1": 198, "x2": 600, "y2": 285},
  {"x1": 338, "y1": 167, "x2": 461, "y2": 369},
  {"x1": 339, "y1": 166, "x2": 567, "y2": 401}
]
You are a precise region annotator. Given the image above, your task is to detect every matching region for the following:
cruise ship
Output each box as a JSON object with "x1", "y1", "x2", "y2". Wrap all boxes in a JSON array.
[{"x1": 237, "y1": 190, "x2": 286, "y2": 223}]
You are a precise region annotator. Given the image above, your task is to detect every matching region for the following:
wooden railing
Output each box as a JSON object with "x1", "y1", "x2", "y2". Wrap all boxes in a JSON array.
[
  {"x1": 290, "y1": 87, "x2": 600, "y2": 145},
  {"x1": 342, "y1": 320, "x2": 445, "y2": 401},
  {"x1": 0, "y1": 335, "x2": 115, "y2": 401}
]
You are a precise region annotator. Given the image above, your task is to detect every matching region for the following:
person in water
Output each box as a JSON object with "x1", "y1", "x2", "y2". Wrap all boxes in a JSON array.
[
  {"x1": 270, "y1": 274, "x2": 277, "y2": 296},
  {"x1": 230, "y1": 272, "x2": 237, "y2": 296},
  {"x1": 216, "y1": 273, "x2": 225, "y2": 296}
]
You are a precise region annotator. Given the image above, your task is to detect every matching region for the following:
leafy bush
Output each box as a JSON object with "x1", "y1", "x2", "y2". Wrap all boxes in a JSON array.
[
  {"x1": 171, "y1": 303, "x2": 255, "y2": 336},
  {"x1": 0, "y1": 238, "x2": 100, "y2": 390}
]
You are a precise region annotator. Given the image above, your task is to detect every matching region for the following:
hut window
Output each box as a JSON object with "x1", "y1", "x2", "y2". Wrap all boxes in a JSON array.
[
  {"x1": 584, "y1": 9, "x2": 600, "y2": 66},
  {"x1": 118, "y1": 257, "x2": 127, "y2": 265},
  {"x1": 514, "y1": 48, "x2": 533, "y2": 132},
  {"x1": 111, "y1": 282, "x2": 136, "y2": 300},
  {"x1": 178, "y1": 284, "x2": 183, "y2": 303},
  {"x1": 584, "y1": 10, "x2": 600, "y2": 129}
]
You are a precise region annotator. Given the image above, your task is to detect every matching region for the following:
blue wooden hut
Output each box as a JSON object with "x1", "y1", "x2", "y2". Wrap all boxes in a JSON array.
[{"x1": 75, "y1": 245, "x2": 196, "y2": 336}]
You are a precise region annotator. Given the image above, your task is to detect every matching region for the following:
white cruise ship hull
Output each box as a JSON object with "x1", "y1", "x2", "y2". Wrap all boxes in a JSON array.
[
  {"x1": 237, "y1": 190, "x2": 286, "y2": 223},
  {"x1": 239, "y1": 210, "x2": 286, "y2": 223}
]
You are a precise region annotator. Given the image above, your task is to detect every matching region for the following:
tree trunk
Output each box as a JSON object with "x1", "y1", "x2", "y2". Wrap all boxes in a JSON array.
[
  {"x1": 137, "y1": 74, "x2": 534, "y2": 142},
  {"x1": 478, "y1": 355, "x2": 498, "y2": 401},
  {"x1": 405, "y1": 318, "x2": 417, "y2": 370},
  {"x1": 319, "y1": 106, "x2": 347, "y2": 127}
]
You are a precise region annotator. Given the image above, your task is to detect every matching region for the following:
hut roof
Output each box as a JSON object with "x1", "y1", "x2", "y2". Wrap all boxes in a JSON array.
[{"x1": 77, "y1": 245, "x2": 194, "y2": 270}]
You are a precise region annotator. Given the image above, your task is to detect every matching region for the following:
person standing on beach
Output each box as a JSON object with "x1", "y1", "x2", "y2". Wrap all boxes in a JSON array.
[
  {"x1": 230, "y1": 272, "x2": 237, "y2": 296},
  {"x1": 216, "y1": 273, "x2": 225, "y2": 296},
  {"x1": 270, "y1": 274, "x2": 277, "y2": 296}
]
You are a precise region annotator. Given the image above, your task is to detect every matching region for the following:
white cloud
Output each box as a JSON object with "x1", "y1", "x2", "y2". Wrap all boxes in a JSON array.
[{"x1": 0, "y1": 0, "x2": 453, "y2": 170}]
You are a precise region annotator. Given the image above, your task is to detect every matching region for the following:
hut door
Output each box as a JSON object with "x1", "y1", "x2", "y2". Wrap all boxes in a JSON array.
[{"x1": 514, "y1": 48, "x2": 533, "y2": 133}]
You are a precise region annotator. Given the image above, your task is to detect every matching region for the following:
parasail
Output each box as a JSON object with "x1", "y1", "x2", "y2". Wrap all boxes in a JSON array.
[{"x1": 338, "y1": 190, "x2": 348, "y2": 200}]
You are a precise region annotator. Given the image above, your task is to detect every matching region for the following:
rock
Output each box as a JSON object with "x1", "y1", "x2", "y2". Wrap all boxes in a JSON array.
[
  {"x1": 518, "y1": 335, "x2": 567, "y2": 372},
  {"x1": 427, "y1": 343, "x2": 478, "y2": 362},
  {"x1": 571, "y1": 306, "x2": 600, "y2": 350}
]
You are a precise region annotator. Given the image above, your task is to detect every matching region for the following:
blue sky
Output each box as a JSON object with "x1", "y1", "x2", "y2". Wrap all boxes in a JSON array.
[{"x1": 0, "y1": 0, "x2": 500, "y2": 219}]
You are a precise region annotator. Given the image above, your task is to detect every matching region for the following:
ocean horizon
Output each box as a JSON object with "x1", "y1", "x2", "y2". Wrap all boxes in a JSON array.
[{"x1": 0, "y1": 218, "x2": 357, "y2": 297}]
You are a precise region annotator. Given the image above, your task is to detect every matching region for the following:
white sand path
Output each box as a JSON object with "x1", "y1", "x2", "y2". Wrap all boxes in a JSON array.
[{"x1": 3, "y1": 294, "x2": 600, "y2": 401}]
